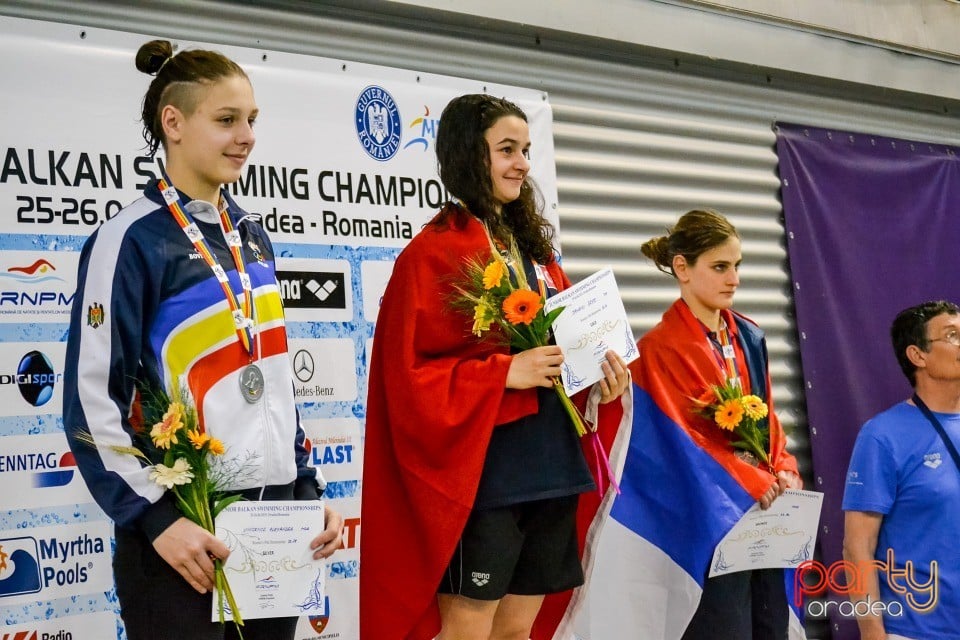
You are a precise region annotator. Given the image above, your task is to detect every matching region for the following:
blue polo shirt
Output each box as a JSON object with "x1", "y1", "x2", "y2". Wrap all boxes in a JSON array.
[{"x1": 843, "y1": 401, "x2": 960, "y2": 639}]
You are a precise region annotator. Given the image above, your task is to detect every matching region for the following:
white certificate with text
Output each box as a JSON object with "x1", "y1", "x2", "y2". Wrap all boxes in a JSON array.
[
  {"x1": 544, "y1": 267, "x2": 638, "y2": 395},
  {"x1": 214, "y1": 500, "x2": 326, "y2": 621},
  {"x1": 709, "y1": 489, "x2": 823, "y2": 577}
]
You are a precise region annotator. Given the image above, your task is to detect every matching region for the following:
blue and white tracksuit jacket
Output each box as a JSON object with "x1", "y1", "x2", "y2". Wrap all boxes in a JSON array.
[{"x1": 63, "y1": 180, "x2": 320, "y2": 541}]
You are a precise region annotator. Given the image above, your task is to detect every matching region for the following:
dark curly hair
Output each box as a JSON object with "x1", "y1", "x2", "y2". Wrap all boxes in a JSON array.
[
  {"x1": 135, "y1": 39, "x2": 248, "y2": 157},
  {"x1": 434, "y1": 94, "x2": 555, "y2": 263}
]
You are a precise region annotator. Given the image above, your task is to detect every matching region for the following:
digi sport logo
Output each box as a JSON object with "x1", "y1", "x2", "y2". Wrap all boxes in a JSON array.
[{"x1": 15, "y1": 350, "x2": 59, "y2": 407}]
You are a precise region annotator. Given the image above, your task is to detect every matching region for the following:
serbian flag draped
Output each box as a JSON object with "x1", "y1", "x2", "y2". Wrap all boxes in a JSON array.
[{"x1": 553, "y1": 301, "x2": 806, "y2": 640}]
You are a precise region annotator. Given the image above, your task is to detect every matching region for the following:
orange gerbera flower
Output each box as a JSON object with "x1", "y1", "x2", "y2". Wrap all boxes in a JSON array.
[
  {"x1": 714, "y1": 399, "x2": 744, "y2": 431},
  {"x1": 502, "y1": 289, "x2": 543, "y2": 325},
  {"x1": 208, "y1": 438, "x2": 225, "y2": 456},
  {"x1": 188, "y1": 430, "x2": 211, "y2": 450},
  {"x1": 482, "y1": 260, "x2": 507, "y2": 290}
]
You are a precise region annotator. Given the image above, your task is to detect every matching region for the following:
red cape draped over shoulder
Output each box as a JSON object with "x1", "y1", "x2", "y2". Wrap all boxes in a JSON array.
[
  {"x1": 360, "y1": 205, "x2": 627, "y2": 639},
  {"x1": 630, "y1": 300, "x2": 798, "y2": 498}
]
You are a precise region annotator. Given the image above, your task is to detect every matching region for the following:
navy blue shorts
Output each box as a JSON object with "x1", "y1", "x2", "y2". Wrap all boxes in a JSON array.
[{"x1": 437, "y1": 494, "x2": 583, "y2": 600}]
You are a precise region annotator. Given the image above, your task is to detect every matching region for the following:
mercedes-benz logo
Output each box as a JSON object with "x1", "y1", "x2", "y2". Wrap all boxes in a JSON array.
[{"x1": 293, "y1": 349, "x2": 315, "y2": 382}]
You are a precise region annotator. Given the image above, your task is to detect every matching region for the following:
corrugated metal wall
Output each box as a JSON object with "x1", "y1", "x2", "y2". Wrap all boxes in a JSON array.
[{"x1": 6, "y1": 0, "x2": 960, "y2": 490}]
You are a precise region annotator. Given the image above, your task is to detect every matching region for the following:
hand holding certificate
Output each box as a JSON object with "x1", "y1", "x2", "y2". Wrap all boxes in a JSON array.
[
  {"x1": 544, "y1": 267, "x2": 639, "y2": 395},
  {"x1": 709, "y1": 489, "x2": 823, "y2": 577},
  {"x1": 214, "y1": 500, "x2": 327, "y2": 621}
]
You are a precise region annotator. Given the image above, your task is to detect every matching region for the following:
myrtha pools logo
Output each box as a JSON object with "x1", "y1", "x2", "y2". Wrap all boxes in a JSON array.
[
  {"x1": 355, "y1": 85, "x2": 402, "y2": 161},
  {"x1": 0, "y1": 537, "x2": 42, "y2": 597}
]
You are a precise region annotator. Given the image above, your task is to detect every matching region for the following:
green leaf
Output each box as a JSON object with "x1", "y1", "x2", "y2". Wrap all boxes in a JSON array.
[
  {"x1": 213, "y1": 494, "x2": 245, "y2": 518},
  {"x1": 543, "y1": 306, "x2": 565, "y2": 327}
]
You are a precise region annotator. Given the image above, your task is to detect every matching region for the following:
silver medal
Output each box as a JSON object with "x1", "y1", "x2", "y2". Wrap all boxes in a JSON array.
[{"x1": 239, "y1": 363, "x2": 265, "y2": 403}]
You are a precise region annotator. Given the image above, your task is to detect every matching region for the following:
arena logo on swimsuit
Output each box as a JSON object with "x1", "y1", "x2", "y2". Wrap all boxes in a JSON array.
[{"x1": 795, "y1": 550, "x2": 938, "y2": 617}]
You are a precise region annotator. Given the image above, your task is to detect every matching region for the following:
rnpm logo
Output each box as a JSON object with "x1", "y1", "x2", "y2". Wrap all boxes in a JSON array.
[
  {"x1": 0, "y1": 537, "x2": 42, "y2": 598},
  {"x1": 355, "y1": 86, "x2": 402, "y2": 161},
  {"x1": 0, "y1": 256, "x2": 75, "y2": 320}
]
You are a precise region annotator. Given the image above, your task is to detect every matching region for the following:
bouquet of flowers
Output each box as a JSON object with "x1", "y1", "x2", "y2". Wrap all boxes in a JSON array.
[
  {"x1": 451, "y1": 233, "x2": 621, "y2": 495},
  {"x1": 694, "y1": 378, "x2": 772, "y2": 470},
  {"x1": 451, "y1": 234, "x2": 588, "y2": 437},
  {"x1": 79, "y1": 384, "x2": 246, "y2": 632}
]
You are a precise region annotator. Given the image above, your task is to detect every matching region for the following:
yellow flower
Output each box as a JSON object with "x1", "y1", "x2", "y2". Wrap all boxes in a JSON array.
[
  {"x1": 150, "y1": 402, "x2": 185, "y2": 450},
  {"x1": 472, "y1": 297, "x2": 496, "y2": 336},
  {"x1": 502, "y1": 289, "x2": 543, "y2": 325},
  {"x1": 714, "y1": 399, "x2": 744, "y2": 431},
  {"x1": 741, "y1": 395, "x2": 768, "y2": 421},
  {"x1": 149, "y1": 458, "x2": 194, "y2": 489},
  {"x1": 187, "y1": 430, "x2": 211, "y2": 450},
  {"x1": 208, "y1": 438, "x2": 225, "y2": 456},
  {"x1": 482, "y1": 260, "x2": 507, "y2": 290}
]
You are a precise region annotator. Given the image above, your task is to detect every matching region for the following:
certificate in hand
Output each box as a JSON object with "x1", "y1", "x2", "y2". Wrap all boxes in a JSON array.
[
  {"x1": 214, "y1": 500, "x2": 326, "y2": 621},
  {"x1": 709, "y1": 489, "x2": 823, "y2": 577},
  {"x1": 544, "y1": 267, "x2": 638, "y2": 395}
]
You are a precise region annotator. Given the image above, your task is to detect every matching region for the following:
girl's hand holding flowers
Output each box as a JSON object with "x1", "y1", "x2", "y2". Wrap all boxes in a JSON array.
[
  {"x1": 693, "y1": 379, "x2": 772, "y2": 470},
  {"x1": 77, "y1": 385, "x2": 246, "y2": 628},
  {"x1": 153, "y1": 517, "x2": 230, "y2": 594},
  {"x1": 451, "y1": 239, "x2": 622, "y2": 495},
  {"x1": 506, "y1": 345, "x2": 564, "y2": 389}
]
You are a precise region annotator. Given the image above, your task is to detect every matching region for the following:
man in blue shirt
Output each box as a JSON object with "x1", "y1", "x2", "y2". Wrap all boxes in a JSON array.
[{"x1": 843, "y1": 300, "x2": 960, "y2": 640}]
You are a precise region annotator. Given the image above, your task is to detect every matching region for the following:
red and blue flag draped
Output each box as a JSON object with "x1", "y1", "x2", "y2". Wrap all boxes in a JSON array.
[{"x1": 545, "y1": 301, "x2": 806, "y2": 639}]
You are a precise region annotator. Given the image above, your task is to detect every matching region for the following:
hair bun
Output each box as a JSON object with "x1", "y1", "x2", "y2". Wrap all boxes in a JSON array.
[
  {"x1": 640, "y1": 235, "x2": 669, "y2": 266},
  {"x1": 135, "y1": 40, "x2": 174, "y2": 75}
]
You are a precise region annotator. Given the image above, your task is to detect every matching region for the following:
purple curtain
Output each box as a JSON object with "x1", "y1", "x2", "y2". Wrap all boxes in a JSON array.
[{"x1": 775, "y1": 122, "x2": 960, "y2": 639}]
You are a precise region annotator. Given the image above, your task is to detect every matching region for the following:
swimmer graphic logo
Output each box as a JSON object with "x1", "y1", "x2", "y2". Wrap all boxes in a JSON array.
[{"x1": 355, "y1": 86, "x2": 402, "y2": 161}]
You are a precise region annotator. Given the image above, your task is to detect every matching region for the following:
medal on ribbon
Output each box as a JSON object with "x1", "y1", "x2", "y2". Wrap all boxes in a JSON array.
[{"x1": 158, "y1": 174, "x2": 264, "y2": 402}]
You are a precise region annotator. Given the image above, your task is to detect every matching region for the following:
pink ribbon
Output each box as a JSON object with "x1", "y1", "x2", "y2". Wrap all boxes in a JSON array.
[{"x1": 586, "y1": 430, "x2": 620, "y2": 497}]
